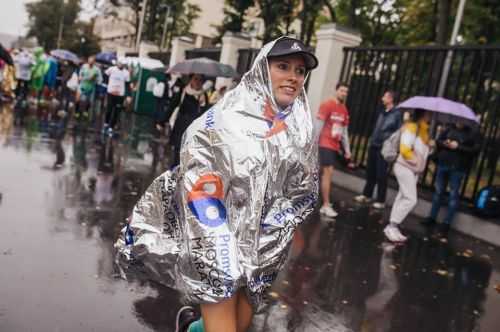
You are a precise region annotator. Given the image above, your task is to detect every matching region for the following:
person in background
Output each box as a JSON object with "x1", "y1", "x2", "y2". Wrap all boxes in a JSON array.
[
  {"x1": 317, "y1": 82, "x2": 352, "y2": 218},
  {"x1": 385, "y1": 110, "x2": 433, "y2": 242},
  {"x1": 30, "y1": 47, "x2": 48, "y2": 97},
  {"x1": 209, "y1": 85, "x2": 227, "y2": 105},
  {"x1": 13, "y1": 49, "x2": 33, "y2": 99},
  {"x1": 159, "y1": 73, "x2": 210, "y2": 166},
  {"x1": 76, "y1": 56, "x2": 102, "y2": 120},
  {"x1": 43, "y1": 55, "x2": 59, "y2": 97},
  {"x1": 103, "y1": 59, "x2": 130, "y2": 135},
  {"x1": 422, "y1": 121, "x2": 481, "y2": 236},
  {"x1": 354, "y1": 91, "x2": 402, "y2": 209}
]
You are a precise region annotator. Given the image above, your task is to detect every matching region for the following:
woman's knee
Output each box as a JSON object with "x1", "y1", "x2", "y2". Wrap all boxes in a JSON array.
[
  {"x1": 236, "y1": 290, "x2": 253, "y2": 332},
  {"x1": 201, "y1": 295, "x2": 238, "y2": 332}
]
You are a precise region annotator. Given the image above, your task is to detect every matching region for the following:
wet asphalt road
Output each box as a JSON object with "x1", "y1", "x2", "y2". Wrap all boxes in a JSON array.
[{"x1": 1, "y1": 104, "x2": 500, "y2": 332}]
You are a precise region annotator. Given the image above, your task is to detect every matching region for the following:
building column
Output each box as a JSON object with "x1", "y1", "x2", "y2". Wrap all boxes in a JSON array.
[
  {"x1": 307, "y1": 24, "x2": 361, "y2": 115},
  {"x1": 169, "y1": 37, "x2": 195, "y2": 68},
  {"x1": 217, "y1": 32, "x2": 252, "y2": 88}
]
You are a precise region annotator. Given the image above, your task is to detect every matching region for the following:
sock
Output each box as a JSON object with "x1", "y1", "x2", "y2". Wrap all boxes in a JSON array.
[{"x1": 188, "y1": 318, "x2": 205, "y2": 332}]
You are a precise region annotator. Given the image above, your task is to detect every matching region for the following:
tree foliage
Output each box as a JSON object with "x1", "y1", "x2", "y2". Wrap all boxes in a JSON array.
[
  {"x1": 26, "y1": 0, "x2": 100, "y2": 55},
  {"x1": 215, "y1": 0, "x2": 254, "y2": 42},
  {"x1": 215, "y1": 0, "x2": 500, "y2": 45},
  {"x1": 109, "y1": 0, "x2": 200, "y2": 49}
]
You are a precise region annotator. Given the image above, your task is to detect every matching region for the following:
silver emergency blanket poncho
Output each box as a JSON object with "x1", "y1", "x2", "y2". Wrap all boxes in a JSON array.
[{"x1": 116, "y1": 38, "x2": 319, "y2": 310}]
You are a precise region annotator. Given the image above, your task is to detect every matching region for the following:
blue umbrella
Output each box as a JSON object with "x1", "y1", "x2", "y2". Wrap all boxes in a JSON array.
[
  {"x1": 96, "y1": 51, "x2": 117, "y2": 65},
  {"x1": 50, "y1": 49, "x2": 80, "y2": 64}
]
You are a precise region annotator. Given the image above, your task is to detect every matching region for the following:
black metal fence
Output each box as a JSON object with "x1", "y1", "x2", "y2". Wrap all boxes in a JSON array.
[
  {"x1": 236, "y1": 48, "x2": 260, "y2": 75},
  {"x1": 148, "y1": 51, "x2": 170, "y2": 66},
  {"x1": 339, "y1": 46, "x2": 500, "y2": 201},
  {"x1": 185, "y1": 47, "x2": 221, "y2": 61}
]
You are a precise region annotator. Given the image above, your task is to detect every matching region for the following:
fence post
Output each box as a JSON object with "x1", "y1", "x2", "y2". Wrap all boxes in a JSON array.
[
  {"x1": 169, "y1": 37, "x2": 195, "y2": 68},
  {"x1": 217, "y1": 32, "x2": 252, "y2": 88},
  {"x1": 308, "y1": 24, "x2": 361, "y2": 115}
]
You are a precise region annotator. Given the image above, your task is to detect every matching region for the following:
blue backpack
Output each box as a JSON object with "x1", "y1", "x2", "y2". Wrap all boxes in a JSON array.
[{"x1": 475, "y1": 186, "x2": 500, "y2": 219}]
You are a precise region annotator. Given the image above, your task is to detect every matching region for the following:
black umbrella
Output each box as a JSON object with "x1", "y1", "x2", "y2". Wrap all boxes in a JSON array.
[
  {"x1": 168, "y1": 57, "x2": 238, "y2": 78},
  {"x1": 0, "y1": 43, "x2": 13, "y2": 65}
]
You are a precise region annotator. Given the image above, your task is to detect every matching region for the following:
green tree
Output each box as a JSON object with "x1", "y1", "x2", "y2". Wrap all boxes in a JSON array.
[
  {"x1": 215, "y1": 0, "x2": 254, "y2": 42},
  {"x1": 109, "y1": 0, "x2": 200, "y2": 49},
  {"x1": 26, "y1": 0, "x2": 81, "y2": 50},
  {"x1": 257, "y1": 0, "x2": 294, "y2": 43},
  {"x1": 334, "y1": 0, "x2": 405, "y2": 46},
  {"x1": 26, "y1": 0, "x2": 101, "y2": 55}
]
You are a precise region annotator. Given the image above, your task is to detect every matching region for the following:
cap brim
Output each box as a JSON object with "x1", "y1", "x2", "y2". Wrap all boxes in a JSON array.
[{"x1": 268, "y1": 50, "x2": 319, "y2": 70}]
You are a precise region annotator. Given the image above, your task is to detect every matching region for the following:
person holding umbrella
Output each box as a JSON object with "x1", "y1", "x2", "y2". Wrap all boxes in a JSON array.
[
  {"x1": 393, "y1": 96, "x2": 481, "y2": 236},
  {"x1": 423, "y1": 121, "x2": 481, "y2": 236},
  {"x1": 117, "y1": 36, "x2": 319, "y2": 332},
  {"x1": 385, "y1": 109, "x2": 433, "y2": 242},
  {"x1": 158, "y1": 73, "x2": 210, "y2": 166}
]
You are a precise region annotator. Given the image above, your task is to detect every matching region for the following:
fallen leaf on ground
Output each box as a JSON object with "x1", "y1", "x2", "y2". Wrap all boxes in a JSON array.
[
  {"x1": 269, "y1": 292, "x2": 280, "y2": 299},
  {"x1": 280, "y1": 304, "x2": 288, "y2": 309},
  {"x1": 436, "y1": 269, "x2": 448, "y2": 276},
  {"x1": 494, "y1": 284, "x2": 500, "y2": 293},
  {"x1": 479, "y1": 254, "x2": 491, "y2": 261},
  {"x1": 440, "y1": 238, "x2": 448, "y2": 244},
  {"x1": 390, "y1": 265, "x2": 397, "y2": 270},
  {"x1": 463, "y1": 249, "x2": 473, "y2": 258}
]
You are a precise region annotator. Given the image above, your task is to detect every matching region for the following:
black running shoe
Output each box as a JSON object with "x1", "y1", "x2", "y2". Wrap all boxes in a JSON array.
[
  {"x1": 437, "y1": 223, "x2": 450, "y2": 237},
  {"x1": 175, "y1": 306, "x2": 200, "y2": 332},
  {"x1": 420, "y1": 217, "x2": 437, "y2": 227}
]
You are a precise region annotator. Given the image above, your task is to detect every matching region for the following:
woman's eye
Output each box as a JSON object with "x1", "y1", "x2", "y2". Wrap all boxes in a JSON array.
[
  {"x1": 278, "y1": 63, "x2": 289, "y2": 70},
  {"x1": 296, "y1": 68, "x2": 306, "y2": 76}
]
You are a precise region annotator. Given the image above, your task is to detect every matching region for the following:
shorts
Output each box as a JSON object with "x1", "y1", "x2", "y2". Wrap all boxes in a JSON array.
[
  {"x1": 78, "y1": 88, "x2": 95, "y2": 102},
  {"x1": 319, "y1": 147, "x2": 343, "y2": 167}
]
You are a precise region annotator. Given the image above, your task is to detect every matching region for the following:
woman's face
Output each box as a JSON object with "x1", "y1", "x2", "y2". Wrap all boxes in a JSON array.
[
  {"x1": 268, "y1": 55, "x2": 306, "y2": 108},
  {"x1": 190, "y1": 74, "x2": 203, "y2": 90},
  {"x1": 422, "y1": 111, "x2": 432, "y2": 122}
]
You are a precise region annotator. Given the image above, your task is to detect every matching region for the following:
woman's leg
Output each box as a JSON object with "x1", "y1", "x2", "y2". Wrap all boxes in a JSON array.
[
  {"x1": 236, "y1": 290, "x2": 253, "y2": 332},
  {"x1": 200, "y1": 295, "x2": 238, "y2": 332},
  {"x1": 389, "y1": 163, "x2": 418, "y2": 224}
]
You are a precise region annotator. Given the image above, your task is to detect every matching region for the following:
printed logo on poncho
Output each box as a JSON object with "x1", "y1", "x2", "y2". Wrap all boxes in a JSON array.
[
  {"x1": 264, "y1": 101, "x2": 289, "y2": 138},
  {"x1": 188, "y1": 174, "x2": 227, "y2": 227}
]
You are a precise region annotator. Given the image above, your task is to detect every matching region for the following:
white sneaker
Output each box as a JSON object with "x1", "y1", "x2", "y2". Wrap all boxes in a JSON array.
[
  {"x1": 320, "y1": 205, "x2": 338, "y2": 218},
  {"x1": 384, "y1": 225, "x2": 407, "y2": 242},
  {"x1": 354, "y1": 195, "x2": 371, "y2": 203},
  {"x1": 372, "y1": 202, "x2": 386, "y2": 210}
]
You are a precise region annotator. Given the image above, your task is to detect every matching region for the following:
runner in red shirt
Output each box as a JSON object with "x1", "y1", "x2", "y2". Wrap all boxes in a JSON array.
[{"x1": 317, "y1": 82, "x2": 352, "y2": 218}]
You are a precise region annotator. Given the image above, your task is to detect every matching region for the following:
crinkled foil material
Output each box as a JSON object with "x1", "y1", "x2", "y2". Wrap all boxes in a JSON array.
[{"x1": 116, "y1": 38, "x2": 319, "y2": 311}]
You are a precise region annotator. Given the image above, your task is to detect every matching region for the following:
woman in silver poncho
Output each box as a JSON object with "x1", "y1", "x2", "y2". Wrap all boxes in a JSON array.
[{"x1": 116, "y1": 37, "x2": 319, "y2": 332}]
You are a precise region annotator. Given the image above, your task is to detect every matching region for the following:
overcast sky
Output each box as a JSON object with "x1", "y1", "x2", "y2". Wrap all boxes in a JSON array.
[
  {"x1": 0, "y1": 0, "x2": 31, "y2": 36},
  {"x1": 0, "y1": 0, "x2": 95, "y2": 37}
]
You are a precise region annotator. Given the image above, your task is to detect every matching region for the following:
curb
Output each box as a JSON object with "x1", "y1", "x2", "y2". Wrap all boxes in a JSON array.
[{"x1": 332, "y1": 170, "x2": 500, "y2": 247}]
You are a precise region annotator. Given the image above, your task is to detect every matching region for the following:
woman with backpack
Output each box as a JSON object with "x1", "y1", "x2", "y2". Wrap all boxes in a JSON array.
[{"x1": 384, "y1": 109, "x2": 433, "y2": 242}]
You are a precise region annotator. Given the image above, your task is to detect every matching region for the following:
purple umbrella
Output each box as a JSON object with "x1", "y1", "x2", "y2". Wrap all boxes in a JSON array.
[
  {"x1": 50, "y1": 49, "x2": 80, "y2": 64},
  {"x1": 398, "y1": 96, "x2": 479, "y2": 123}
]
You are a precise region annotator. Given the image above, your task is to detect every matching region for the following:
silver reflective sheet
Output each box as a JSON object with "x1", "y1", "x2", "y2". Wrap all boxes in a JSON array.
[{"x1": 116, "y1": 37, "x2": 319, "y2": 311}]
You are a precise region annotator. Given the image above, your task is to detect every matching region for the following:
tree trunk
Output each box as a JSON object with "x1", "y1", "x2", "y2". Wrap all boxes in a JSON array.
[
  {"x1": 322, "y1": 0, "x2": 336, "y2": 22},
  {"x1": 348, "y1": 0, "x2": 359, "y2": 28},
  {"x1": 436, "y1": 0, "x2": 451, "y2": 44}
]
